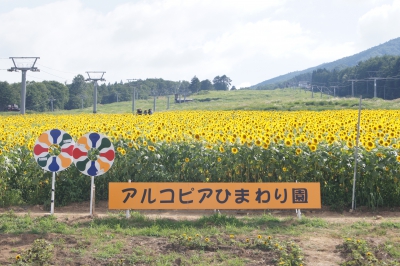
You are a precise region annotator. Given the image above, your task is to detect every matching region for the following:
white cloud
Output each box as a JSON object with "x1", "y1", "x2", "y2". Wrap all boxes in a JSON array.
[
  {"x1": 357, "y1": 0, "x2": 400, "y2": 48},
  {"x1": 238, "y1": 82, "x2": 251, "y2": 89},
  {"x1": 0, "y1": 0, "x2": 398, "y2": 87}
]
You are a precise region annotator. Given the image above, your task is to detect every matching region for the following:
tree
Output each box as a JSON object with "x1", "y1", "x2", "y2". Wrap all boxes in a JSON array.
[
  {"x1": 66, "y1": 74, "x2": 91, "y2": 110},
  {"x1": 43, "y1": 81, "x2": 69, "y2": 110},
  {"x1": 0, "y1": 82, "x2": 19, "y2": 110},
  {"x1": 231, "y1": 85, "x2": 237, "y2": 90},
  {"x1": 178, "y1": 81, "x2": 190, "y2": 93},
  {"x1": 200, "y1": 79, "x2": 213, "y2": 91},
  {"x1": 213, "y1": 75, "x2": 232, "y2": 91},
  {"x1": 188, "y1": 76, "x2": 201, "y2": 93},
  {"x1": 26, "y1": 82, "x2": 50, "y2": 112}
]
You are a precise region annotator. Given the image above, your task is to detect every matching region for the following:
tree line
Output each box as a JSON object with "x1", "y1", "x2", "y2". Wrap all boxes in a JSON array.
[
  {"x1": 0, "y1": 74, "x2": 233, "y2": 112},
  {"x1": 255, "y1": 55, "x2": 400, "y2": 100}
]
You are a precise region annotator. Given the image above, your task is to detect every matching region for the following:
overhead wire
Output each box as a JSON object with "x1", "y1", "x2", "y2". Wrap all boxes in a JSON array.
[
  {"x1": 36, "y1": 63, "x2": 76, "y2": 74},
  {"x1": 40, "y1": 70, "x2": 69, "y2": 81}
]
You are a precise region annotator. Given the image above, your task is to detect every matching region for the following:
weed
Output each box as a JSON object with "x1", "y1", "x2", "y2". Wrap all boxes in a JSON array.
[{"x1": 13, "y1": 239, "x2": 54, "y2": 266}]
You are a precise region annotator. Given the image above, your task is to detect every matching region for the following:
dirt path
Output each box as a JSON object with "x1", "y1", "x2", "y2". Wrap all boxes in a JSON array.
[
  {"x1": 3, "y1": 201, "x2": 399, "y2": 223},
  {"x1": 1, "y1": 202, "x2": 400, "y2": 265}
]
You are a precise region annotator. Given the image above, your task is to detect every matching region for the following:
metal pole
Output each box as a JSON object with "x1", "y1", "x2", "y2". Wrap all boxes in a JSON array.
[
  {"x1": 295, "y1": 180, "x2": 302, "y2": 219},
  {"x1": 93, "y1": 81, "x2": 98, "y2": 113},
  {"x1": 21, "y1": 70, "x2": 27, "y2": 115},
  {"x1": 153, "y1": 96, "x2": 156, "y2": 112},
  {"x1": 51, "y1": 172, "x2": 55, "y2": 215},
  {"x1": 167, "y1": 96, "x2": 170, "y2": 109},
  {"x1": 311, "y1": 86, "x2": 314, "y2": 98},
  {"x1": 374, "y1": 79, "x2": 377, "y2": 98},
  {"x1": 132, "y1": 87, "x2": 136, "y2": 113},
  {"x1": 351, "y1": 81, "x2": 354, "y2": 97},
  {"x1": 352, "y1": 96, "x2": 362, "y2": 211},
  {"x1": 126, "y1": 179, "x2": 131, "y2": 218},
  {"x1": 90, "y1": 176, "x2": 94, "y2": 215}
]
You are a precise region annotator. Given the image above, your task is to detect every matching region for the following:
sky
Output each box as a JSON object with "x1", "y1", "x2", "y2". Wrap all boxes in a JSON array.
[{"x1": 0, "y1": 0, "x2": 399, "y2": 88}]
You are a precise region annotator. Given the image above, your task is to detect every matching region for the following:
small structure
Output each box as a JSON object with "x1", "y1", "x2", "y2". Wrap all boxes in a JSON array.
[{"x1": 174, "y1": 94, "x2": 193, "y2": 103}]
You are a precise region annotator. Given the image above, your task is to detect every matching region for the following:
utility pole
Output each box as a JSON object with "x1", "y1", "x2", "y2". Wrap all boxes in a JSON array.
[
  {"x1": 150, "y1": 90, "x2": 157, "y2": 112},
  {"x1": 367, "y1": 71, "x2": 382, "y2": 98},
  {"x1": 127, "y1": 79, "x2": 139, "y2": 113},
  {"x1": 8, "y1": 57, "x2": 40, "y2": 115},
  {"x1": 348, "y1": 79, "x2": 361, "y2": 97},
  {"x1": 49, "y1": 96, "x2": 56, "y2": 112},
  {"x1": 79, "y1": 94, "x2": 86, "y2": 109},
  {"x1": 86, "y1": 71, "x2": 106, "y2": 113},
  {"x1": 329, "y1": 82, "x2": 339, "y2": 98}
]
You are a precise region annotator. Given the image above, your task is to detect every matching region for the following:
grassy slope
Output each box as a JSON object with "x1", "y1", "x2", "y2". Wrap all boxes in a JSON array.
[
  {"x1": 42, "y1": 88, "x2": 400, "y2": 114},
  {"x1": 2, "y1": 88, "x2": 400, "y2": 115}
]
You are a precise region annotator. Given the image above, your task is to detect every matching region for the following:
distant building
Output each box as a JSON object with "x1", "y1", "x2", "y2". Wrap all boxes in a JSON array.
[
  {"x1": 298, "y1": 81, "x2": 310, "y2": 89},
  {"x1": 174, "y1": 94, "x2": 193, "y2": 103}
]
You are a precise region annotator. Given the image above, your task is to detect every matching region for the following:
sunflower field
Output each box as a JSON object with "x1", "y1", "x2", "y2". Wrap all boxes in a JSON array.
[{"x1": 1, "y1": 110, "x2": 400, "y2": 210}]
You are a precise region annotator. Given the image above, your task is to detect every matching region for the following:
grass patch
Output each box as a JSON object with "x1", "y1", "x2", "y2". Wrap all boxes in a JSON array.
[
  {"x1": 2, "y1": 211, "x2": 400, "y2": 265},
  {"x1": 4, "y1": 88, "x2": 399, "y2": 115}
]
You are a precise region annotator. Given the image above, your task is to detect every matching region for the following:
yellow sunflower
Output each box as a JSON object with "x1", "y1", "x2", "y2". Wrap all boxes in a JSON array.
[{"x1": 284, "y1": 138, "x2": 292, "y2": 147}]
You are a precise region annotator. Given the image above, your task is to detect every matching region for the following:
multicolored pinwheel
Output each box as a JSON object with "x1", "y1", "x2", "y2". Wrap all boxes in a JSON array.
[
  {"x1": 73, "y1": 132, "x2": 115, "y2": 176},
  {"x1": 33, "y1": 129, "x2": 75, "y2": 172}
]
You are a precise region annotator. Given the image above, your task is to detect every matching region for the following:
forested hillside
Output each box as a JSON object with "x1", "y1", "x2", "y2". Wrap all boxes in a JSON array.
[
  {"x1": 0, "y1": 75, "x2": 233, "y2": 112},
  {"x1": 253, "y1": 37, "x2": 400, "y2": 89},
  {"x1": 252, "y1": 55, "x2": 400, "y2": 100}
]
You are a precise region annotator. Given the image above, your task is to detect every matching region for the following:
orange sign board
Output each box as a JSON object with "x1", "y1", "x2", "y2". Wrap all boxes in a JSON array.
[{"x1": 109, "y1": 182, "x2": 321, "y2": 210}]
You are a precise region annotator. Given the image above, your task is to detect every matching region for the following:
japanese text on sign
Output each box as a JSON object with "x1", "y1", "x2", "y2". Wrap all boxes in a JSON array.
[{"x1": 109, "y1": 183, "x2": 321, "y2": 210}]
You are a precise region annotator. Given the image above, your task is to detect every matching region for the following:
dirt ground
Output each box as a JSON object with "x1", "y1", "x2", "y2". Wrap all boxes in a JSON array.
[
  {"x1": 3, "y1": 201, "x2": 399, "y2": 222},
  {"x1": 1, "y1": 202, "x2": 400, "y2": 265}
]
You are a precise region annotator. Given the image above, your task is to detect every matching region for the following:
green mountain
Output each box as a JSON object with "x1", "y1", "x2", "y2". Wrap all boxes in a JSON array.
[{"x1": 252, "y1": 37, "x2": 400, "y2": 89}]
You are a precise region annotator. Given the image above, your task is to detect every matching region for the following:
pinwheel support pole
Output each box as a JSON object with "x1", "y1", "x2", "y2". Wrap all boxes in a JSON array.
[
  {"x1": 295, "y1": 180, "x2": 302, "y2": 219},
  {"x1": 50, "y1": 172, "x2": 56, "y2": 215},
  {"x1": 90, "y1": 176, "x2": 95, "y2": 215},
  {"x1": 126, "y1": 179, "x2": 131, "y2": 218}
]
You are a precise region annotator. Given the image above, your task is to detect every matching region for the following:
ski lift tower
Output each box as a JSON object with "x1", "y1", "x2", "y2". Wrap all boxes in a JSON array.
[
  {"x1": 127, "y1": 79, "x2": 138, "y2": 113},
  {"x1": 8, "y1": 57, "x2": 40, "y2": 115},
  {"x1": 86, "y1": 71, "x2": 106, "y2": 113}
]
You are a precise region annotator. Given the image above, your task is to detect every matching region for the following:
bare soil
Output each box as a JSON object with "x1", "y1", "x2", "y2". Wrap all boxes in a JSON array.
[{"x1": 1, "y1": 202, "x2": 399, "y2": 265}]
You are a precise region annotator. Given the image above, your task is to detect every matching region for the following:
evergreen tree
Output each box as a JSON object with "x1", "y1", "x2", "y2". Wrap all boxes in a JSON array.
[
  {"x1": 66, "y1": 74, "x2": 90, "y2": 110},
  {"x1": 189, "y1": 76, "x2": 201, "y2": 93}
]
